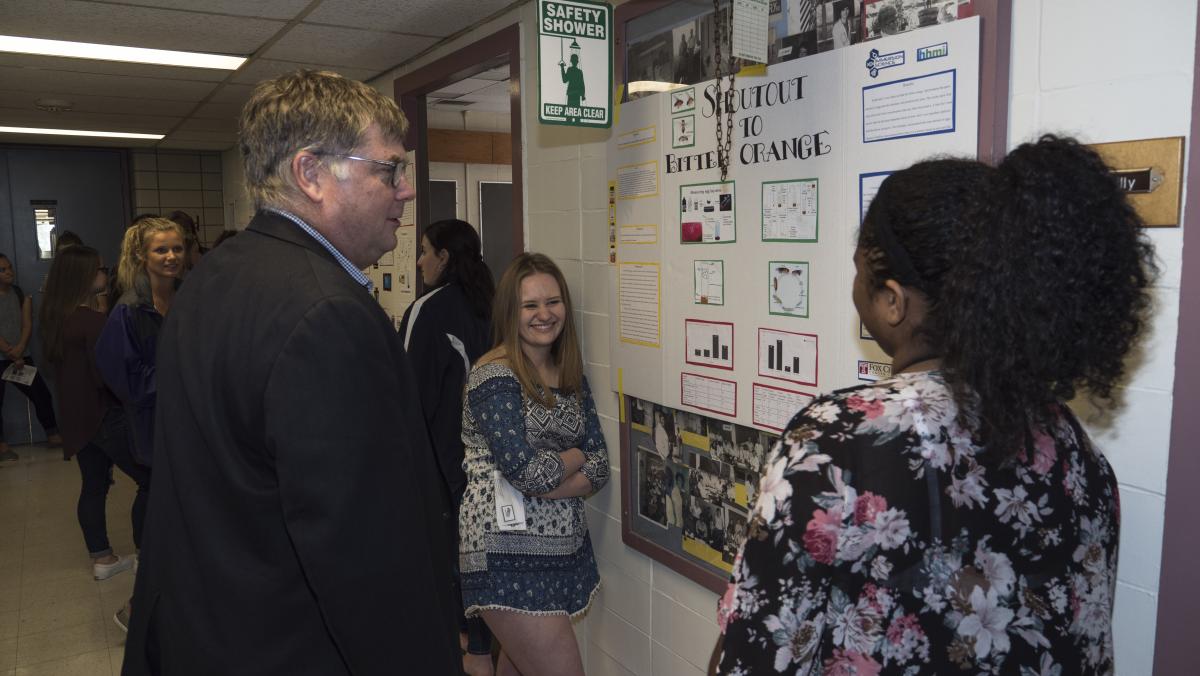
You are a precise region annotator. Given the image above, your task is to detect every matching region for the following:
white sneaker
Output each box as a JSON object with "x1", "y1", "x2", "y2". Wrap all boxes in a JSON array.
[{"x1": 93, "y1": 555, "x2": 134, "y2": 580}]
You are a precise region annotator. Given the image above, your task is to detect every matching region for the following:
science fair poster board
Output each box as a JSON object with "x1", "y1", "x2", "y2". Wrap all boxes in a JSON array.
[{"x1": 609, "y1": 18, "x2": 980, "y2": 591}]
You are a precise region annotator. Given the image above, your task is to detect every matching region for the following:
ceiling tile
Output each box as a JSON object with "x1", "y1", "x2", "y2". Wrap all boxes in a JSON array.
[
  {"x1": 0, "y1": 53, "x2": 229, "y2": 82},
  {"x1": 0, "y1": 64, "x2": 219, "y2": 101},
  {"x1": 0, "y1": 88, "x2": 196, "y2": 116},
  {"x1": 157, "y1": 138, "x2": 236, "y2": 150},
  {"x1": 205, "y1": 83, "x2": 257, "y2": 105},
  {"x1": 78, "y1": 0, "x2": 313, "y2": 20},
  {"x1": 304, "y1": 0, "x2": 516, "y2": 37},
  {"x1": 263, "y1": 24, "x2": 438, "y2": 71},
  {"x1": 191, "y1": 101, "x2": 246, "y2": 120},
  {"x1": 231, "y1": 59, "x2": 377, "y2": 86},
  {"x1": 0, "y1": 0, "x2": 284, "y2": 54},
  {"x1": 475, "y1": 66, "x2": 510, "y2": 81},
  {"x1": 0, "y1": 106, "x2": 174, "y2": 134},
  {"x1": 175, "y1": 117, "x2": 237, "y2": 133}
]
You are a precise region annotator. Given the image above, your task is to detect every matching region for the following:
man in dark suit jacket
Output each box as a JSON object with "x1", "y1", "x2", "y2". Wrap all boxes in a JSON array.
[{"x1": 121, "y1": 70, "x2": 461, "y2": 675}]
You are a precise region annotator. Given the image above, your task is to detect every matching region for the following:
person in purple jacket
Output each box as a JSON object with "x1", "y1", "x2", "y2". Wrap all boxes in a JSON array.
[
  {"x1": 96, "y1": 217, "x2": 185, "y2": 468},
  {"x1": 95, "y1": 216, "x2": 185, "y2": 632}
]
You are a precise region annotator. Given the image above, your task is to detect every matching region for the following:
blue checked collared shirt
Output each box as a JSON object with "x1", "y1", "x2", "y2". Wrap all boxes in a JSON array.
[{"x1": 265, "y1": 208, "x2": 374, "y2": 293}]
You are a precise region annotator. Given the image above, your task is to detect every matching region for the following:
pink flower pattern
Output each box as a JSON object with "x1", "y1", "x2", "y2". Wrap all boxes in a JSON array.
[{"x1": 716, "y1": 371, "x2": 1117, "y2": 675}]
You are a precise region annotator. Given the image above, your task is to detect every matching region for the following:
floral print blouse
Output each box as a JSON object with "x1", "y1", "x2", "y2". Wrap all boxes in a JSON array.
[{"x1": 716, "y1": 370, "x2": 1118, "y2": 675}]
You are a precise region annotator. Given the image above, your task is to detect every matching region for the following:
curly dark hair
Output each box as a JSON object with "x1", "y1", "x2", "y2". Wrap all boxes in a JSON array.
[
  {"x1": 423, "y1": 219, "x2": 495, "y2": 321},
  {"x1": 858, "y1": 135, "x2": 1157, "y2": 461}
]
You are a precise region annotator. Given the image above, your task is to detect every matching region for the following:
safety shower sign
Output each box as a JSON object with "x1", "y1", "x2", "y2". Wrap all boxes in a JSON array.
[{"x1": 538, "y1": 0, "x2": 612, "y2": 128}]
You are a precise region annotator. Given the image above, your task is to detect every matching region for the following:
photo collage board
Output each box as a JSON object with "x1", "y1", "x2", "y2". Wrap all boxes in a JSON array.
[
  {"x1": 610, "y1": 17, "x2": 982, "y2": 588},
  {"x1": 625, "y1": 0, "x2": 976, "y2": 101},
  {"x1": 628, "y1": 396, "x2": 778, "y2": 576}
]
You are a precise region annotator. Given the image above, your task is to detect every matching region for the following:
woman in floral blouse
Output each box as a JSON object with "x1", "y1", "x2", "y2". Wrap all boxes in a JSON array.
[{"x1": 714, "y1": 136, "x2": 1155, "y2": 675}]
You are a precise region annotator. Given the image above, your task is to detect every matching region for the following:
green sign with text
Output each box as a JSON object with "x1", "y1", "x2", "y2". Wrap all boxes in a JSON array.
[{"x1": 538, "y1": 0, "x2": 612, "y2": 128}]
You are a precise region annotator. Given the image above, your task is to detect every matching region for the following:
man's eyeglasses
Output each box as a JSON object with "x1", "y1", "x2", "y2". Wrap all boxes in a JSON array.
[{"x1": 318, "y1": 153, "x2": 409, "y2": 188}]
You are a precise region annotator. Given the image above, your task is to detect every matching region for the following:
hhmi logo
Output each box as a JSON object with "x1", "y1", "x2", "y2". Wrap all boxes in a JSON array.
[{"x1": 917, "y1": 42, "x2": 949, "y2": 62}]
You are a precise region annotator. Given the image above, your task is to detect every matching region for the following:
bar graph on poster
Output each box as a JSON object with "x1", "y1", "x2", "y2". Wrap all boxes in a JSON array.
[{"x1": 608, "y1": 16, "x2": 982, "y2": 585}]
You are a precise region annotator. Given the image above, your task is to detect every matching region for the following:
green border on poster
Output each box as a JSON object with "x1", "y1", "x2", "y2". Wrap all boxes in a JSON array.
[
  {"x1": 671, "y1": 114, "x2": 696, "y2": 149},
  {"x1": 761, "y1": 178, "x2": 819, "y2": 243},
  {"x1": 693, "y1": 259, "x2": 725, "y2": 306},
  {"x1": 679, "y1": 180, "x2": 737, "y2": 245},
  {"x1": 670, "y1": 86, "x2": 696, "y2": 113},
  {"x1": 767, "y1": 260, "x2": 810, "y2": 319},
  {"x1": 537, "y1": 0, "x2": 613, "y2": 128}
]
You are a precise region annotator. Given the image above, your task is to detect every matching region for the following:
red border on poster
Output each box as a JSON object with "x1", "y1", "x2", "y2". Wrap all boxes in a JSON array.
[
  {"x1": 679, "y1": 371, "x2": 738, "y2": 417},
  {"x1": 683, "y1": 318, "x2": 736, "y2": 371},
  {"x1": 751, "y1": 382, "x2": 815, "y2": 431},
  {"x1": 756, "y1": 327, "x2": 819, "y2": 386}
]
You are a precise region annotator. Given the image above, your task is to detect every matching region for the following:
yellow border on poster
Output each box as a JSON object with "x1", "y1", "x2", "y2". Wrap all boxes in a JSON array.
[
  {"x1": 617, "y1": 261, "x2": 660, "y2": 348},
  {"x1": 683, "y1": 537, "x2": 733, "y2": 573},
  {"x1": 619, "y1": 224, "x2": 658, "y2": 245},
  {"x1": 680, "y1": 430, "x2": 709, "y2": 450},
  {"x1": 617, "y1": 125, "x2": 657, "y2": 149},
  {"x1": 616, "y1": 160, "x2": 660, "y2": 200},
  {"x1": 618, "y1": 368, "x2": 626, "y2": 423}
]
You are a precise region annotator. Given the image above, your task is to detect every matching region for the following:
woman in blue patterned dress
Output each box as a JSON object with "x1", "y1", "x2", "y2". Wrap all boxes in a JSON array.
[
  {"x1": 459, "y1": 252, "x2": 609, "y2": 676},
  {"x1": 712, "y1": 137, "x2": 1156, "y2": 674}
]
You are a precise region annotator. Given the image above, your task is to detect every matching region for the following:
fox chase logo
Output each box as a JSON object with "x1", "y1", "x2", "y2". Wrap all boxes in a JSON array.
[{"x1": 865, "y1": 48, "x2": 905, "y2": 78}]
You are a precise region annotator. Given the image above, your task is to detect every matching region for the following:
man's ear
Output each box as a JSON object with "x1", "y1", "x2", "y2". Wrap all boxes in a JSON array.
[
  {"x1": 879, "y1": 278, "x2": 909, "y2": 327},
  {"x1": 291, "y1": 151, "x2": 326, "y2": 203}
]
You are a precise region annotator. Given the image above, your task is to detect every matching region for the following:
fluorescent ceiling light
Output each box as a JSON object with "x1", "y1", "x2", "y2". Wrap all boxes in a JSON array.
[
  {"x1": 0, "y1": 35, "x2": 246, "y2": 70},
  {"x1": 628, "y1": 81, "x2": 687, "y2": 94},
  {"x1": 0, "y1": 126, "x2": 164, "y2": 140}
]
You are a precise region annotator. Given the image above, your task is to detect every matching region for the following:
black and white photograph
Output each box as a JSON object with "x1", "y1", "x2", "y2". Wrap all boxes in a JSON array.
[
  {"x1": 630, "y1": 397, "x2": 649, "y2": 427},
  {"x1": 863, "y1": 0, "x2": 968, "y2": 41},
  {"x1": 775, "y1": 0, "x2": 819, "y2": 63},
  {"x1": 677, "y1": 410, "x2": 707, "y2": 439},
  {"x1": 723, "y1": 507, "x2": 749, "y2": 564},
  {"x1": 708, "y1": 421, "x2": 735, "y2": 464},
  {"x1": 637, "y1": 447, "x2": 669, "y2": 528},
  {"x1": 664, "y1": 467, "x2": 687, "y2": 529},
  {"x1": 651, "y1": 405, "x2": 680, "y2": 462},
  {"x1": 817, "y1": 0, "x2": 860, "y2": 51},
  {"x1": 626, "y1": 30, "x2": 673, "y2": 97},
  {"x1": 735, "y1": 467, "x2": 758, "y2": 508}
]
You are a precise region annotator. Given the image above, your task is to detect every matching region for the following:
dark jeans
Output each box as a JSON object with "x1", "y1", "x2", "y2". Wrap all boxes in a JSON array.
[
  {"x1": 0, "y1": 357, "x2": 57, "y2": 441},
  {"x1": 76, "y1": 408, "x2": 149, "y2": 558}
]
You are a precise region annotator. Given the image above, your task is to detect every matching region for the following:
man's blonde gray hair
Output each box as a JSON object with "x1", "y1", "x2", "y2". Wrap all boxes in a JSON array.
[{"x1": 239, "y1": 70, "x2": 409, "y2": 209}]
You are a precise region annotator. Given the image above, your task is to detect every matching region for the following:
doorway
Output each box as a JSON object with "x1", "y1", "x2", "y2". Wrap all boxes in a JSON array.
[
  {"x1": 0, "y1": 145, "x2": 131, "y2": 444},
  {"x1": 393, "y1": 24, "x2": 523, "y2": 296}
]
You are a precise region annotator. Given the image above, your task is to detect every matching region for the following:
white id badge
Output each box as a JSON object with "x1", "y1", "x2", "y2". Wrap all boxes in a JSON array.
[{"x1": 494, "y1": 470, "x2": 527, "y2": 531}]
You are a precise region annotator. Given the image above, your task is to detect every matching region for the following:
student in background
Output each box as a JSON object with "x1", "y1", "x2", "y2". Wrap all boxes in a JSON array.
[
  {"x1": 712, "y1": 136, "x2": 1155, "y2": 675},
  {"x1": 41, "y1": 245, "x2": 148, "y2": 581},
  {"x1": 400, "y1": 218, "x2": 496, "y2": 676},
  {"x1": 96, "y1": 218, "x2": 185, "y2": 468},
  {"x1": 167, "y1": 210, "x2": 205, "y2": 272},
  {"x1": 95, "y1": 216, "x2": 185, "y2": 632},
  {"x1": 0, "y1": 253, "x2": 62, "y2": 461},
  {"x1": 459, "y1": 253, "x2": 609, "y2": 676}
]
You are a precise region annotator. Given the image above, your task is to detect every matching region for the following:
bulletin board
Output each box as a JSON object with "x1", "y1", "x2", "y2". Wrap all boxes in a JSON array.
[{"x1": 610, "y1": 16, "x2": 988, "y2": 592}]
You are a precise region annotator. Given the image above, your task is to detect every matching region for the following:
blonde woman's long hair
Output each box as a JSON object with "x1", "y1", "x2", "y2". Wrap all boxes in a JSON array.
[
  {"x1": 116, "y1": 217, "x2": 186, "y2": 298},
  {"x1": 489, "y1": 253, "x2": 583, "y2": 408}
]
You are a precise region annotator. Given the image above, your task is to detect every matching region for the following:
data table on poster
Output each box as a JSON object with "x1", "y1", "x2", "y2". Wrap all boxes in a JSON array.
[
  {"x1": 752, "y1": 383, "x2": 814, "y2": 432},
  {"x1": 681, "y1": 372, "x2": 737, "y2": 416}
]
